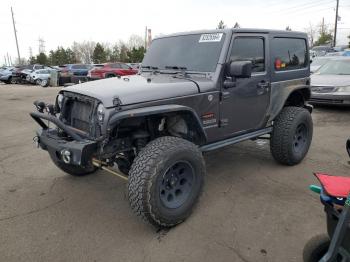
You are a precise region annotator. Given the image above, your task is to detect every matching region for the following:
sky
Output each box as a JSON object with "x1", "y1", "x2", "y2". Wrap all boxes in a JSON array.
[{"x1": 1, "y1": 0, "x2": 350, "y2": 65}]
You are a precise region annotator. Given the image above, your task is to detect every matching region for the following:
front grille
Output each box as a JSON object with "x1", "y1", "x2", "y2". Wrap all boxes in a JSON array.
[
  {"x1": 61, "y1": 95, "x2": 94, "y2": 133},
  {"x1": 309, "y1": 98, "x2": 344, "y2": 104},
  {"x1": 311, "y1": 86, "x2": 337, "y2": 93}
]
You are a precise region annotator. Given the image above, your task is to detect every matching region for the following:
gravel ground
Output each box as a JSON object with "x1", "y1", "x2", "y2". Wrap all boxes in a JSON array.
[{"x1": 0, "y1": 83, "x2": 349, "y2": 262}]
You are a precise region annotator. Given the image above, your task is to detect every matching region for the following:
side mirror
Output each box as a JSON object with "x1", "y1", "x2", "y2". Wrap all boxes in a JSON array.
[
  {"x1": 227, "y1": 61, "x2": 252, "y2": 78},
  {"x1": 346, "y1": 138, "x2": 350, "y2": 158}
]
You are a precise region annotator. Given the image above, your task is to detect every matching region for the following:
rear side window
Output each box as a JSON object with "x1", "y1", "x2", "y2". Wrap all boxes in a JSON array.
[
  {"x1": 120, "y1": 63, "x2": 130, "y2": 69},
  {"x1": 273, "y1": 38, "x2": 307, "y2": 71},
  {"x1": 72, "y1": 65, "x2": 87, "y2": 69},
  {"x1": 110, "y1": 63, "x2": 121, "y2": 68},
  {"x1": 229, "y1": 37, "x2": 265, "y2": 73}
]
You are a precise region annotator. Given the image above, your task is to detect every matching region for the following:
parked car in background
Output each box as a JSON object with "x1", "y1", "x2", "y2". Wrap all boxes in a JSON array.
[
  {"x1": 333, "y1": 45, "x2": 349, "y2": 52},
  {"x1": 0, "y1": 67, "x2": 15, "y2": 84},
  {"x1": 27, "y1": 68, "x2": 56, "y2": 85},
  {"x1": 311, "y1": 46, "x2": 335, "y2": 57},
  {"x1": 59, "y1": 64, "x2": 93, "y2": 77},
  {"x1": 88, "y1": 62, "x2": 138, "y2": 80},
  {"x1": 310, "y1": 56, "x2": 332, "y2": 73},
  {"x1": 310, "y1": 57, "x2": 350, "y2": 106},
  {"x1": 343, "y1": 50, "x2": 350, "y2": 57},
  {"x1": 127, "y1": 63, "x2": 141, "y2": 70},
  {"x1": 12, "y1": 64, "x2": 45, "y2": 83},
  {"x1": 325, "y1": 52, "x2": 344, "y2": 57}
]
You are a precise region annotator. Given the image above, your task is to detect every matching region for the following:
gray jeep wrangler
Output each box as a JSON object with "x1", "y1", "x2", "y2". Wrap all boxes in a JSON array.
[{"x1": 31, "y1": 29, "x2": 313, "y2": 227}]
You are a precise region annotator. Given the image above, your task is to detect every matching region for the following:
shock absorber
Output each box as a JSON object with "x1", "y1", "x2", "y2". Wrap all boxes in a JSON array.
[{"x1": 133, "y1": 131, "x2": 149, "y2": 152}]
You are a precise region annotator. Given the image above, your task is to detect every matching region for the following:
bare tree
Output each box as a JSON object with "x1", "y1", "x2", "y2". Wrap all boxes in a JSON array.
[
  {"x1": 127, "y1": 35, "x2": 144, "y2": 49},
  {"x1": 72, "y1": 41, "x2": 96, "y2": 64},
  {"x1": 217, "y1": 20, "x2": 226, "y2": 29},
  {"x1": 305, "y1": 23, "x2": 317, "y2": 47}
]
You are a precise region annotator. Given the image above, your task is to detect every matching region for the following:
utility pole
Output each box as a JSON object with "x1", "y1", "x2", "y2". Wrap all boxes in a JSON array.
[
  {"x1": 145, "y1": 26, "x2": 148, "y2": 49},
  {"x1": 4, "y1": 55, "x2": 8, "y2": 66},
  {"x1": 11, "y1": 7, "x2": 21, "y2": 65},
  {"x1": 38, "y1": 38, "x2": 45, "y2": 54},
  {"x1": 29, "y1": 47, "x2": 33, "y2": 58},
  {"x1": 333, "y1": 0, "x2": 339, "y2": 47}
]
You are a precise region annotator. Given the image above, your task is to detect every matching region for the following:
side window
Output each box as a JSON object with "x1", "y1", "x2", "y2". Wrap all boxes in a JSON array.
[
  {"x1": 120, "y1": 63, "x2": 130, "y2": 69},
  {"x1": 272, "y1": 38, "x2": 307, "y2": 71},
  {"x1": 111, "y1": 63, "x2": 121, "y2": 68},
  {"x1": 230, "y1": 37, "x2": 265, "y2": 73}
]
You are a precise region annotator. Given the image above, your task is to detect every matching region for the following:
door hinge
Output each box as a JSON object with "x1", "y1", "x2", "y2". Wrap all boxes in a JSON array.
[
  {"x1": 219, "y1": 118, "x2": 229, "y2": 127},
  {"x1": 220, "y1": 91, "x2": 230, "y2": 101}
]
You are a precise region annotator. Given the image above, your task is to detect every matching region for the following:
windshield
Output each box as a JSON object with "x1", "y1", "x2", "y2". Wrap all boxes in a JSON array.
[
  {"x1": 142, "y1": 33, "x2": 226, "y2": 72},
  {"x1": 315, "y1": 59, "x2": 350, "y2": 75}
]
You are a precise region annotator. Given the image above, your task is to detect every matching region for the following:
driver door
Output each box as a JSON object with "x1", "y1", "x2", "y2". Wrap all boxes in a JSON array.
[{"x1": 219, "y1": 34, "x2": 271, "y2": 137}]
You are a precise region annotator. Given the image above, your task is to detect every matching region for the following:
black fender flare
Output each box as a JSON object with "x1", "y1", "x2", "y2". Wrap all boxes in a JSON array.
[
  {"x1": 107, "y1": 105, "x2": 207, "y2": 144},
  {"x1": 267, "y1": 78, "x2": 311, "y2": 124}
]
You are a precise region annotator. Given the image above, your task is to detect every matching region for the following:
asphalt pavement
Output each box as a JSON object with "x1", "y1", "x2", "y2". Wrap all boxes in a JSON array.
[{"x1": 0, "y1": 84, "x2": 349, "y2": 262}]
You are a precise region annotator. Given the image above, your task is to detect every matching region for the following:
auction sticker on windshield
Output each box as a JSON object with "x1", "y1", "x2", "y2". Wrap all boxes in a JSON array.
[{"x1": 199, "y1": 33, "x2": 223, "y2": 43}]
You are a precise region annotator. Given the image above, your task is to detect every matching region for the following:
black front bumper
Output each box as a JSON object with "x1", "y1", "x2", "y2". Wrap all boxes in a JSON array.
[
  {"x1": 36, "y1": 129, "x2": 97, "y2": 166},
  {"x1": 31, "y1": 112, "x2": 97, "y2": 167}
]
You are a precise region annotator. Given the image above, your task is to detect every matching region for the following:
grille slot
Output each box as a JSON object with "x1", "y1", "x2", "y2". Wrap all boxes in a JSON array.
[
  {"x1": 62, "y1": 98, "x2": 93, "y2": 133},
  {"x1": 71, "y1": 100, "x2": 91, "y2": 132}
]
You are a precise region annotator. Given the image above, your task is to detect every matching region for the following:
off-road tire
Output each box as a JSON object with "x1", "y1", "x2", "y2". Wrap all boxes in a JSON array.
[
  {"x1": 49, "y1": 151, "x2": 96, "y2": 176},
  {"x1": 270, "y1": 106, "x2": 313, "y2": 165},
  {"x1": 128, "y1": 136, "x2": 205, "y2": 228},
  {"x1": 303, "y1": 234, "x2": 330, "y2": 262}
]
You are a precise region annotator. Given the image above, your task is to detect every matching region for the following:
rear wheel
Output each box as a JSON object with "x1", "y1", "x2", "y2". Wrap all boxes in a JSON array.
[
  {"x1": 49, "y1": 151, "x2": 96, "y2": 176},
  {"x1": 303, "y1": 234, "x2": 330, "y2": 262},
  {"x1": 40, "y1": 79, "x2": 49, "y2": 87},
  {"x1": 270, "y1": 106, "x2": 313, "y2": 165},
  {"x1": 128, "y1": 136, "x2": 205, "y2": 228},
  {"x1": 106, "y1": 74, "x2": 116, "y2": 78}
]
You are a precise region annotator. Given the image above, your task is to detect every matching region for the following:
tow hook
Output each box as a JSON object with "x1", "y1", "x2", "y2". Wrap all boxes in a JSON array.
[{"x1": 33, "y1": 136, "x2": 40, "y2": 148}]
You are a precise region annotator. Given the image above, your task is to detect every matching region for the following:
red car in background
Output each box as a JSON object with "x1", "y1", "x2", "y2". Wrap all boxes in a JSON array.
[{"x1": 88, "y1": 63, "x2": 138, "y2": 80}]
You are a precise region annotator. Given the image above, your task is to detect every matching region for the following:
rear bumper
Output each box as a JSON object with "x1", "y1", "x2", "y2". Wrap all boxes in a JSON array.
[
  {"x1": 309, "y1": 93, "x2": 350, "y2": 106},
  {"x1": 36, "y1": 129, "x2": 97, "y2": 166}
]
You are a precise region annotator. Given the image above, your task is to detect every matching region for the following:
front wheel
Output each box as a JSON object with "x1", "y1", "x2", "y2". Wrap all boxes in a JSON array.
[
  {"x1": 128, "y1": 136, "x2": 205, "y2": 228},
  {"x1": 270, "y1": 106, "x2": 313, "y2": 165},
  {"x1": 303, "y1": 234, "x2": 330, "y2": 262}
]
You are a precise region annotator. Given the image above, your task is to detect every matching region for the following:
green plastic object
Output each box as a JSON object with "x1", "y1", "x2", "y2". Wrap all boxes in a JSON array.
[{"x1": 309, "y1": 185, "x2": 321, "y2": 194}]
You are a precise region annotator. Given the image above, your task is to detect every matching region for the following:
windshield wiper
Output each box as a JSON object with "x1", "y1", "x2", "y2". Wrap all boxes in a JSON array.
[
  {"x1": 164, "y1": 65, "x2": 187, "y2": 70},
  {"x1": 141, "y1": 65, "x2": 159, "y2": 70}
]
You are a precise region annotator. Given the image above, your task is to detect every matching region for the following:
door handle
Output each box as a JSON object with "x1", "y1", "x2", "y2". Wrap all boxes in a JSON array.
[
  {"x1": 257, "y1": 81, "x2": 270, "y2": 95},
  {"x1": 257, "y1": 81, "x2": 270, "y2": 89}
]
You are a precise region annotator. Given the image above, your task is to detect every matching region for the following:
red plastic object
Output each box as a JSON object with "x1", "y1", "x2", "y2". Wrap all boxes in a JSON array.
[{"x1": 315, "y1": 173, "x2": 350, "y2": 198}]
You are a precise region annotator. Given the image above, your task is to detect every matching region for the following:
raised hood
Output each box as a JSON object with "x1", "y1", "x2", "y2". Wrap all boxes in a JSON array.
[{"x1": 64, "y1": 74, "x2": 202, "y2": 107}]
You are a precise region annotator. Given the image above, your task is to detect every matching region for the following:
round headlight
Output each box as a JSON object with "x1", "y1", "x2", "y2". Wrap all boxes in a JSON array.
[
  {"x1": 57, "y1": 94, "x2": 64, "y2": 109},
  {"x1": 97, "y1": 103, "x2": 105, "y2": 122}
]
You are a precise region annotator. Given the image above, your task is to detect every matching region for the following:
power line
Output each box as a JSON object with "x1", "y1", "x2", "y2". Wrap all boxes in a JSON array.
[{"x1": 265, "y1": 0, "x2": 335, "y2": 16}]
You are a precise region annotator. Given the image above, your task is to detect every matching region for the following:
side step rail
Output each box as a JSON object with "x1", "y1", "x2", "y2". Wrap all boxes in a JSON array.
[{"x1": 200, "y1": 127, "x2": 273, "y2": 152}]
